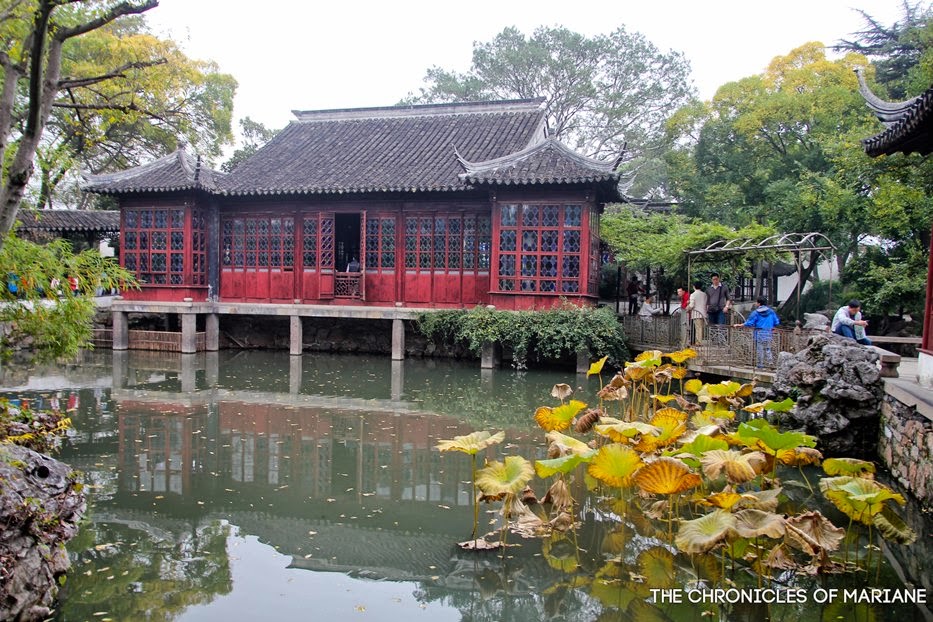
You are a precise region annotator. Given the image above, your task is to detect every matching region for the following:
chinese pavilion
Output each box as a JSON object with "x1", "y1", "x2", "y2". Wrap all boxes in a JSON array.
[{"x1": 85, "y1": 98, "x2": 622, "y2": 311}]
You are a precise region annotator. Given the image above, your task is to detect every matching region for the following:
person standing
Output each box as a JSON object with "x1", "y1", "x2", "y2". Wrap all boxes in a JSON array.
[
  {"x1": 626, "y1": 275, "x2": 643, "y2": 316},
  {"x1": 686, "y1": 282, "x2": 708, "y2": 345},
  {"x1": 705, "y1": 273, "x2": 732, "y2": 325},
  {"x1": 733, "y1": 297, "x2": 781, "y2": 367},
  {"x1": 675, "y1": 286, "x2": 690, "y2": 346},
  {"x1": 831, "y1": 299, "x2": 872, "y2": 345}
]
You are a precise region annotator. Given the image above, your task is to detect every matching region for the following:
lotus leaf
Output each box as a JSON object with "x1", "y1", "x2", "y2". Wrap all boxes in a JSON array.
[
  {"x1": 784, "y1": 510, "x2": 845, "y2": 554},
  {"x1": 624, "y1": 365, "x2": 653, "y2": 382},
  {"x1": 733, "y1": 487, "x2": 782, "y2": 512},
  {"x1": 776, "y1": 446, "x2": 822, "y2": 466},
  {"x1": 664, "y1": 348, "x2": 697, "y2": 363},
  {"x1": 546, "y1": 430, "x2": 596, "y2": 456},
  {"x1": 765, "y1": 543, "x2": 798, "y2": 570},
  {"x1": 597, "y1": 384, "x2": 628, "y2": 401},
  {"x1": 820, "y1": 476, "x2": 905, "y2": 524},
  {"x1": 700, "y1": 449, "x2": 766, "y2": 484},
  {"x1": 671, "y1": 367, "x2": 689, "y2": 380},
  {"x1": 634, "y1": 413, "x2": 687, "y2": 452},
  {"x1": 872, "y1": 504, "x2": 918, "y2": 545},
  {"x1": 702, "y1": 380, "x2": 742, "y2": 397},
  {"x1": 587, "y1": 443, "x2": 644, "y2": 487},
  {"x1": 476, "y1": 455, "x2": 535, "y2": 497},
  {"x1": 542, "y1": 477, "x2": 573, "y2": 511},
  {"x1": 675, "y1": 509, "x2": 736, "y2": 554},
  {"x1": 699, "y1": 491, "x2": 744, "y2": 510},
  {"x1": 734, "y1": 509, "x2": 786, "y2": 539},
  {"x1": 670, "y1": 433, "x2": 729, "y2": 459},
  {"x1": 652, "y1": 393, "x2": 679, "y2": 404},
  {"x1": 535, "y1": 452, "x2": 594, "y2": 478},
  {"x1": 684, "y1": 379, "x2": 703, "y2": 394},
  {"x1": 634, "y1": 349, "x2": 663, "y2": 365},
  {"x1": 551, "y1": 383, "x2": 573, "y2": 401},
  {"x1": 732, "y1": 418, "x2": 816, "y2": 453},
  {"x1": 436, "y1": 430, "x2": 505, "y2": 454},
  {"x1": 587, "y1": 356, "x2": 609, "y2": 377},
  {"x1": 634, "y1": 457, "x2": 701, "y2": 495},
  {"x1": 652, "y1": 407, "x2": 687, "y2": 423},
  {"x1": 822, "y1": 457, "x2": 876, "y2": 477},
  {"x1": 535, "y1": 400, "x2": 587, "y2": 432},
  {"x1": 735, "y1": 382, "x2": 755, "y2": 398},
  {"x1": 637, "y1": 547, "x2": 676, "y2": 589},
  {"x1": 542, "y1": 533, "x2": 579, "y2": 572},
  {"x1": 744, "y1": 397, "x2": 795, "y2": 413},
  {"x1": 677, "y1": 426, "x2": 723, "y2": 447},
  {"x1": 594, "y1": 419, "x2": 660, "y2": 443}
]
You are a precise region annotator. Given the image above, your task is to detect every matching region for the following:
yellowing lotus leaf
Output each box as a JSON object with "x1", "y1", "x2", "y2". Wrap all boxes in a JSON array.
[
  {"x1": 550, "y1": 383, "x2": 573, "y2": 401},
  {"x1": 476, "y1": 455, "x2": 535, "y2": 497},
  {"x1": 735, "y1": 382, "x2": 755, "y2": 398},
  {"x1": 587, "y1": 443, "x2": 643, "y2": 488},
  {"x1": 784, "y1": 511, "x2": 845, "y2": 554},
  {"x1": 624, "y1": 365, "x2": 652, "y2": 382},
  {"x1": 587, "y1": 356, "x2": 609, "y2": 377},
  {"x1": 652, "y1": 394, "x2": 678, "y2": 404},
  {"x1": 648, "y1": 408, "x2": 687, "y2": 423},
  {"x1": 664, "y1": 348, "x2": 697, "y2": 363},
  {"x1": 734, "y1": 509, "x2": 786, "y2": 539},
  {"x1": 594, "y1": 420, "x2": 660, "y2": 443},
  {"x1": 436, "y1": 430, "x2": 505, "y2": 455},
  {"x1": 820, "y1": 476, "x2": 905, "y2": 524},
  {"x1": 704, "y1": 381, "x2": 741, "y2": 397},
  {"x1": 734, "y1": 487, "x2": 782, "y2": 512},
  {"x1": 535, "y1": 452, "x2": 593, "y2": 478},
  {"x1": 634, "y1": 413, "x2": 687, "y2": 452},
  {"x1": 675, "y1": 433, "x2": 729, "y2": 458},
  {"x1": 872, "y1": 505, "x2": 918, "y2": 545},
  {"x1": 777, "y1": 446, "x2": 823, "y2": 467},
  {"x1": 634, "y1": 457, "x2": 701, "y2": 495},
  {"x1": 534, "y1": 399, "x2": 587, "y2": 432},
  {"x1": 598, "y1": 384, "x2": 628, "y2": 401},
  {"x1": 700, "y1": 449, "x2": 766, "y2": 484},
  {"x1": 675, "y1": 509, "x2": 736, "y2": 554},
  {"x1": 699, "y1": 491, "x2": 744, "y2": 510},
  {"x1": 822, "y1": 457, "x2": 876, "y2": 477},
  {"x1": 684, "y1": 379, "x2": 703, "y2": 394},
  {"x1": 635, "y1": 349, "x2": 663, "y2": 364},
  {"x1": 637, "y1": 547, "x2": 676, "y2": 589},
  {"x1": 670, "y1": 366, "x2": 689, "y2": 379},
  {"x1": 545, "y1": 430, "x2": 594, "y2": 456}
]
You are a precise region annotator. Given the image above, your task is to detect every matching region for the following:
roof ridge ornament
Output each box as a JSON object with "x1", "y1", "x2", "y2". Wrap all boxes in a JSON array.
[{"x1": 854, "y1": 67, "x2": 922, "y2": 123}]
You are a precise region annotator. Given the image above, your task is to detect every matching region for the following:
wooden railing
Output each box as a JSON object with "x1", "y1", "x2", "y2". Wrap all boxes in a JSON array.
[
  {"x1": 334, "y1": 272, "x2": 362, "y2": 299},
  {"x1": 621, "y1": 315, "x2": 813, "y2": 371}
]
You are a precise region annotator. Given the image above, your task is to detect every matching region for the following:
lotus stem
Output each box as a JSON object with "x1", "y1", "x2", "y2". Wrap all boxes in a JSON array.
[
  {"x1": 471, "y1": 454, "x2": 478, "y2": 540},
  {"x1": 798, "y1": 465, "x2": 813, "y2": 494}
]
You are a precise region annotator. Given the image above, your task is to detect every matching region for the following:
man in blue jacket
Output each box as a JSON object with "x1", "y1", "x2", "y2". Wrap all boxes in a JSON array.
[{"x1": 733, "y1": 297, "x2": 780, "y2": 367}]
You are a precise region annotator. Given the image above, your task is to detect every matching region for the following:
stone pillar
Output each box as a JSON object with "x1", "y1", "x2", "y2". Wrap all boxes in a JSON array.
[
  {"x1": 289, "y1": 354, "x2": 302, "y2": 394},
  {"x1": 481, "y1": 341, "x2": 501, "y2": 369},
  {"x1": 576, "y1": 350, "x2": 591, "y2": 375},
  {"x1": 390, "y1": 359, "x2": 404, "y2": 401},
  {"x1": 391, "y1": 318, "x2": 405, "y2": 360},
  {"x1": 290, "y1": 316, "x2": 303, "y2": 355},
  {"x1": 180, "y1": 312, "x2": 197, "y2": 354},
  {"x1": 111, "y1": 349, "x2": 128, "y2": 389},
  {"x1": 112, "y1": 309, "x2": 128, "y2": 350},
  {"x1": 205, "y1": 313, "x2": 219, "y2": 351},
  {"x1": 180, "y1": 353, "x2": 196, "y2": 394}
]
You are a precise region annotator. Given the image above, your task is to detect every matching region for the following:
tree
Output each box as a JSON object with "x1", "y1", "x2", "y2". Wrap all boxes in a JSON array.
[
  {"x1": 835, "y1": 0, "x2": 933, "y2": 98},
  {"x1": 221, "y1": 116, "x2": 279, "y2": 173},
  {"x1": 1, "y1": 0, "x2": 158, "y2": 248},
  {"x1": 404, "y1": 25, "x2": 695, "y2": 197}
]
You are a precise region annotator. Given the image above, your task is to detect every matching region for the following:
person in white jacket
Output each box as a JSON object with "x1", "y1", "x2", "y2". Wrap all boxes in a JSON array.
[
  {"x1": 685, "y1": 282, "x2": 708, "y2": 345},
  {"x1": 831, "y1": 299, "x2": 871, "y2": 345}
]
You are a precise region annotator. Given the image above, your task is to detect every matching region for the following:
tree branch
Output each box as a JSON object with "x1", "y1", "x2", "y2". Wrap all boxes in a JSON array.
[
  {"x1": 57, "y1": 58, "x2": 167, "y2": 89},
  {"x1": 52, "y1": 101, "x2": 166, "y2": 121},
  {"x1": 54, "y1": 0, "x2": 158, "y2": 41}
]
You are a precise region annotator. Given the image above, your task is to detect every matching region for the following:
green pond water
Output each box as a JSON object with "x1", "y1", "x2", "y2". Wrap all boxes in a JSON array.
[{"x1": 0, "y1": 350, "x2": 929, "y2": 622}]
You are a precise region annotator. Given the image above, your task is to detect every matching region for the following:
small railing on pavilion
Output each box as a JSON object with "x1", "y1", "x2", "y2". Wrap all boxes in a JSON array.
[
  {"x1": 334, "y1": 272, "x2": 363, "y2": 299},
  {"x1": 621, "y1": 315, "x2": 814, "y2": 371}
]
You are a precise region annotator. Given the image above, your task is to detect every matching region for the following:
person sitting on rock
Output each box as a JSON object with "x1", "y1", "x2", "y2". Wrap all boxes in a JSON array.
[{"x1": 831, "y1": 299, "x2": 872, "y2": 345}]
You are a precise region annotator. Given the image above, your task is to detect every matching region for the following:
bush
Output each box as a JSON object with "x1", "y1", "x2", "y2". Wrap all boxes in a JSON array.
[{"x1": 416, "y1": 302, "x2": 628, "y2": 369}]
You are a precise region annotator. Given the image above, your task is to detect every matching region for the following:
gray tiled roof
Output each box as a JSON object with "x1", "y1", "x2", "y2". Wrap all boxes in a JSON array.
[
  {"x1": 458, "y1": 138, "x2": 620, "y2": 186},
  {"x1": 16, "y1": 209, "x2": 120, "y2": 233},
  {"x1": 82, "y1": 147, "x2": 222, "y2": 194},
  {"x1": 857, "y1": 68, "x2": 933, "y2": 157},
  {"x1": 218, "y1": 99, "x2": 548, "y2": 196}
]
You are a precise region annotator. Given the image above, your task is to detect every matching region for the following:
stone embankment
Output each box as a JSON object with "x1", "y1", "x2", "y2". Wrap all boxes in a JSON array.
[{"x1": 0, "y1": 444, "x2": 85, "y2": 622}]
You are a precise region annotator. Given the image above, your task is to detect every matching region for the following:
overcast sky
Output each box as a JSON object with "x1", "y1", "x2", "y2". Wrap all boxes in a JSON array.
[{"x1": 145, "y1": 0, "x2": 908, "y2": 134}]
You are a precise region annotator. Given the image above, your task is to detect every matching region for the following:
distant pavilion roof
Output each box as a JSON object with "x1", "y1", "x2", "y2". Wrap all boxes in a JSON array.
[
  {"x1": 857, "y1": 68, "x2": 933, "y2": 157},
  {"x1": 16, "y1": 209, "x2": 119, "y2": 234},
  {"x1": 457, "y1": 138, "x2": 621, "y2": 187},
  {"x1": 82, "y1": 146, "x2": 223, "y2": 195}
]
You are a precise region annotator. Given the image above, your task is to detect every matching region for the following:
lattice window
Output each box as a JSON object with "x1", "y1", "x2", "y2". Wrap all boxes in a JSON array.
[
  {"x1": 496, "y1": 203, "x2": 586, "y2": 294},
  {"x1": 222, "y1": 215, "x2": 295, "y2": 270},
  {"x1": 123, "y1": 207, "x2": 202, "y2": 286},
  {"x1": 404, "y1": 213, "x2": 489, "y2": 272},
  {"x1": 365, "y1": 215, "x2": 396, "y2": 271}
]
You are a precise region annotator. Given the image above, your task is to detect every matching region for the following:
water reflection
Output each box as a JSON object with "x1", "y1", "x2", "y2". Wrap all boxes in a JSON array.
[{"x1": 0, "y1": 350, "x2": 928, "y2": 621}]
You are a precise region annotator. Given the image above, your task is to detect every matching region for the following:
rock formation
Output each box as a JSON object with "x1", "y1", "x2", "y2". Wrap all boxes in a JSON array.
[
  {"x1": 0, "y1": 444, "x2": 85, "y2": 621},
  {"x1": 767, "y1": 331, "x2": 883, "y2": 457}
]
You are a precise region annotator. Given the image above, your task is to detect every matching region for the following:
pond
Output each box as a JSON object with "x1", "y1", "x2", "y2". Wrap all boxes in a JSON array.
[{"x1": 0, "y1": 350, "x2": 929, "y2": 621}]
